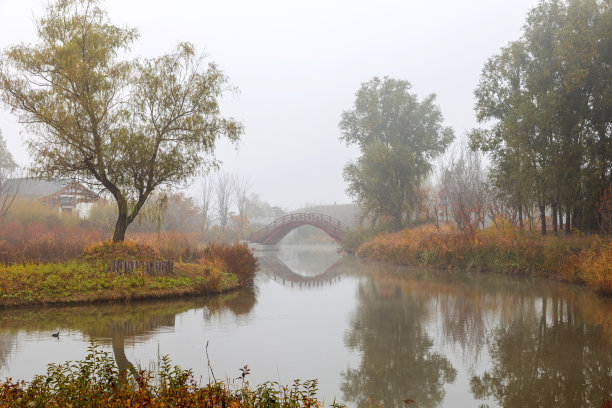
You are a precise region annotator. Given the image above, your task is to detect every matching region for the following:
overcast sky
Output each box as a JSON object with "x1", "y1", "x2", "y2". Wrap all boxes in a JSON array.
[{"x1": 0, "y1": 0, "x2": 540, "y2": 210}]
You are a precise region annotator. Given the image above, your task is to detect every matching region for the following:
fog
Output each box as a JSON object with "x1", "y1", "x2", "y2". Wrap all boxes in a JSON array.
[{"x1": 0, "y1": 0, "x2": 539, "y2": 210}]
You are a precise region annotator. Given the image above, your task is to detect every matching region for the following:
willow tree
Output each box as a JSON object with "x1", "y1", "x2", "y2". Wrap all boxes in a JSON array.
[{"x1": 0, "y1": 0, "x2": 242, "y2": 241}]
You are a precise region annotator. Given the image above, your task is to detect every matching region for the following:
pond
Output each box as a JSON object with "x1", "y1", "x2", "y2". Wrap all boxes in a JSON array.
[{"x1": 1, "y1": 244, "x2": 610, "y2": 407}]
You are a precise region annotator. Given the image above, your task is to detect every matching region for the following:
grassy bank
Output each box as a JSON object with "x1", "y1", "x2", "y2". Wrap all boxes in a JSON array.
[
  {"x1": 0, "y1": 241, "x2": 257, "y2": 307},
  {"x1": 355, "y1": 223, "x2": 612, "y2": 295},
  {"x1": 0, "y1": 343, "x2": 342, "y2": 408}
]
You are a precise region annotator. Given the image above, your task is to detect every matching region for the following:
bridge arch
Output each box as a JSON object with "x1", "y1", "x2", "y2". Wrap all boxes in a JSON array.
[{"x1": 248, "y1": 213, "x2": 349, "y2": 245}]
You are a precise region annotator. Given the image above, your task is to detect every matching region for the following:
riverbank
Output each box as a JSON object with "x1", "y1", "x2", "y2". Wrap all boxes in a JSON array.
[
  {"x1": 0, "y1": 241, "x2": 257, "y2": 307},
  {"x1": 354, "y1": 224, "x2": 612, "y2": 295}
]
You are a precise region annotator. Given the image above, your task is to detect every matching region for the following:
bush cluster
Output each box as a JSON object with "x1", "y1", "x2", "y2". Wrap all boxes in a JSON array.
[{"x1": 194, "y1": 242, "x2": 258, "y2": 284}]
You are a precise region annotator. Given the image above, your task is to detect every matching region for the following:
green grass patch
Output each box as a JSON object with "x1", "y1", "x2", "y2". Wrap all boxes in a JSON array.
[
  {"x1": 0, "y1": 260, "x2": 239, "y2": 307},
  {"x1": 0, "y1": 241, "x2": 257, "y2": 307}
]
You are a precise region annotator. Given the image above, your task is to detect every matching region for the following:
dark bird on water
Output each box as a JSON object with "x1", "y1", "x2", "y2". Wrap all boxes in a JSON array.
[{"x1": 52, "y1": 332, "x2": 59, "y2": 338}]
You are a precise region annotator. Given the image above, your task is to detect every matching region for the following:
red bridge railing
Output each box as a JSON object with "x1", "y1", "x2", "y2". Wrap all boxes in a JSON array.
[{"x1": 248, "y1": 213, "x2": 350, "y2": 245}]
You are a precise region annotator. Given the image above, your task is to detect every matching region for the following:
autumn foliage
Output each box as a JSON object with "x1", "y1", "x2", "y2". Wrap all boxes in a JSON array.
[
  {"x1": 125, "y1": 233, "x2": 257, "y2": 283},
  {"x1": 0, "y1": 200, "x2": 103, "y2": 264},
  {"x1": 357, "y1": 222, "x2": 612, "y2": 295}
]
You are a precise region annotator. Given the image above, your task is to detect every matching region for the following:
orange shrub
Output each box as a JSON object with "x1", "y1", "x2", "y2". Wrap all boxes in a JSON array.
[
  {"x1": 578, "y1": 243, "x2": 612, "y2": 293},
  {"x1": 195, "y1": 242, "x2": 258, "y2": 283}
]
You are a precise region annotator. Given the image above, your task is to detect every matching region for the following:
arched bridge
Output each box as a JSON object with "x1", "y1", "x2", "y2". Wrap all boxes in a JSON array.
[{"x1": 248, "y1": 213, "x2": 349, "y2": 245}]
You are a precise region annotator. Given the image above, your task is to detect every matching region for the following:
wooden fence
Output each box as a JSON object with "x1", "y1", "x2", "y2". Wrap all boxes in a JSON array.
[{"x1": 109, "y1": 260, "x2": 174, "y2": 275}]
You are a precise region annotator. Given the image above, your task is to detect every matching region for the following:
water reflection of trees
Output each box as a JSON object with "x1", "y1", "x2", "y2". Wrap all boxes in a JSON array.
[
  {"x1": 342, "y1": 278, "x2": 457, "y2": 408},
  {"x1": 470, "y1": 296, "x2": 612, "y2": 408},
  {"x1": 0, "y1": 332, "x2": 17, "y2": 373},
  {"x1": 0, "y1": 290, "x2": 256, "y2": 375},
  {"x1": 343, "y1": 262, "x2": 612, "y2": 407}
]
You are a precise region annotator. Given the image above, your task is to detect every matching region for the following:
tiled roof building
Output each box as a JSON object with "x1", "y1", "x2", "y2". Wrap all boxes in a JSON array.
[{"x1": 6, "y1": 178, "x2": 98, "y2": 217}]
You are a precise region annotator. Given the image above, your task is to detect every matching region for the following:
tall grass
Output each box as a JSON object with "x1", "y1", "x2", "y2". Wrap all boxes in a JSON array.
[
  {"x1": 0, "y1": 200, "x2": 103, "y2": 264},
  {"x1": 357, "y1": 222, "x2": 612, "y2": 295}
]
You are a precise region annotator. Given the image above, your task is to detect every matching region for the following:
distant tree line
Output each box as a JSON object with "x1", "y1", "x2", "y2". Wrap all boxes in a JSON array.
[
  {"x1": 90, "y1": 172, "x2": 279, "y2": 238},
  {"x1": 343, "y1": 0, "x2": 611, "y2": 235},
  {"x1": 470, "y1": 0, "x2": 611, "y2": 234}
]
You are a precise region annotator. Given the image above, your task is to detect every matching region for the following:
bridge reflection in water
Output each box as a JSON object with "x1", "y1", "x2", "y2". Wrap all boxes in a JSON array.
[{"x1": 258, "y1": 255, "x2": 350, "y2": 289}]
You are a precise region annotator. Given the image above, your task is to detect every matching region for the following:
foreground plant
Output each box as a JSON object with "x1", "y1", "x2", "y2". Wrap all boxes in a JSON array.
[{"x1": 0, "y1": 343, "x2": 345, "y2": 408}]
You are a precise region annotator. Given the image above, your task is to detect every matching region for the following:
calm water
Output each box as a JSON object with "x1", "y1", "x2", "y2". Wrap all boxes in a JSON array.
[{"x1": 0, "y1": 244, "x2": 611, "y2": 407}]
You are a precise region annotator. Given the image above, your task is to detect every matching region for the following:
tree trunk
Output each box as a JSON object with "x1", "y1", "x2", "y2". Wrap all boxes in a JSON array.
[
  {"x1": 574, "y1": 207, "x2": 581, "y2": 231},
  {"x1": 528, "y1": 206, "x2": 533, "y2": 232},
  {"x1": 109, "y1": 190, "x2": 150, "y2": 242},
  {"x1": 113, "y1": 206, "x2": 129, "y2": 242},
  {"x1": 238, "y1": 212, "x2": 244, "y2": 239},
  {"x1": 518, "y1": 205, "x2": 524, "y2": 229},
  {"x1": 552, "y1": 205, "x2": 558, "y2": 233},
  {"x1": 539, "y1": 204, "x2": 547, "y2": 236},
  {"x1": 559, "y1": 210, "x2": 563, "y2": 230},
  {"x1": 393, "y1": 213, "x2": 403, "y2": 232},
  {"x1": 565, "y1": 209, "x2": 571, "y2": 234}
]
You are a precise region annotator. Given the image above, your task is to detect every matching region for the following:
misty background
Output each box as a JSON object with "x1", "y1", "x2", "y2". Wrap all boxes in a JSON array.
[{"x1": 0, "y1": 0, "x2": 539, "y2": 210}]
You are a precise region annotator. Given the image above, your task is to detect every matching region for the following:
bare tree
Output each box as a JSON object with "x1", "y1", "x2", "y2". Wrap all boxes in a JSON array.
[
  {"x1": 232, "y1": 175, "x2": 251, "y2": 239},
  {"x1": 424, "y1": 159, "x2": 453, "y2": 231},
  {"x1": 486, "y1": 183, "x2": 521, "y2": 230},
  {"x1": 0, "y1": 168, "x2": 17, "y2": 222},
  {"x1": 215, "y1": 172, "x2": 232, "y2": 231},
  {"x1": 423, "y1": 184, "x2": 443, "y2": 231},
  {"x1": 200, "y1": 175, "x2": 213, "y2": 231},
  {"x1": 0, "y1": 130, "x2": 17, "y2": 222},
  {"x1": 443, "y1": 145, "x2": 488, "y2": 232}
]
